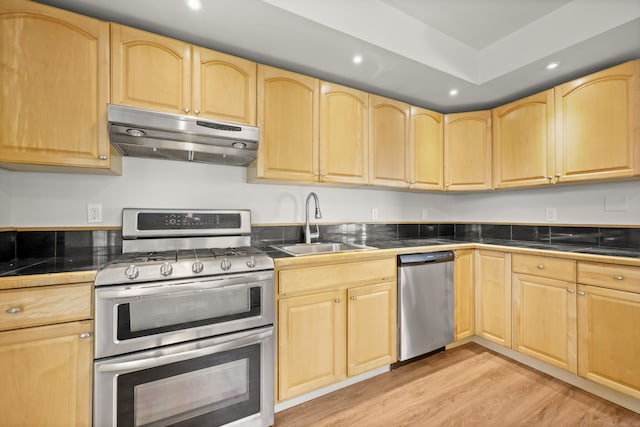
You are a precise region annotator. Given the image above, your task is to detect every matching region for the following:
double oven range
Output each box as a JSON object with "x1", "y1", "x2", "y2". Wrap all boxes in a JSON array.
[{"x1": 94, "y1": 209, "x2": 274, "y2": 427}]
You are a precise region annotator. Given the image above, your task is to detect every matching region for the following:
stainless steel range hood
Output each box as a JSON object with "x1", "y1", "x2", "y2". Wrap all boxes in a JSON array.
[{"x1": 108, "y1": 104, "x2": 259, "y2": 166}]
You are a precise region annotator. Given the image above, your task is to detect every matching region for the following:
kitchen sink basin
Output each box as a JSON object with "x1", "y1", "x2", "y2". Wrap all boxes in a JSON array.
[{"x1": 271, "y1": 242, "x2": 377, "y2": 256}]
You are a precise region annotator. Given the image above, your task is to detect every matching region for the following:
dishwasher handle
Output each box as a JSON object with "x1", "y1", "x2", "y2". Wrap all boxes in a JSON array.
[{"x1": 398, "y1": 250, "x2": 455, "y2": 266}]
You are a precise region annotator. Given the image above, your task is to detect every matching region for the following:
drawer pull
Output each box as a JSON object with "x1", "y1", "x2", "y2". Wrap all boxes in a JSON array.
[
  {"x1": 6, "y1": 307, "x2": 21, "y2": 314},
  {"x1": 79, "y1": 333, "x2": 92, "y2": 339},
  {"x1": 567, "y1": 288, "x2": 575, "y2": 293},
  {"x1": 613, "y1": 275, "x2": 624, "y2": 281},
  {"x1": 537, "y1": 264, "x2": 545, "y2": 269}
]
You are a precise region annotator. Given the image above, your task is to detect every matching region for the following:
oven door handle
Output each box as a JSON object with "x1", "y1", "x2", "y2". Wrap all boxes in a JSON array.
[
  {"x1": 97, "y1": 278, "x2": 263, "y2": 300},
  {"x1": 96, "y1": 327, "x2": 273, "y2": 373}
]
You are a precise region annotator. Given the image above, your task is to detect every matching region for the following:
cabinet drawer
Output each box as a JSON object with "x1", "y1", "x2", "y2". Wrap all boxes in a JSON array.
[
  {"x1": 578, "y1": 262, "x2": 640, "y2": 293},
  {"x1": 512, "y1": 254, "x2": 576, "y2": 282},
  {"x1": 0, "y1": 283, "x2": 92, "y2": 331},
  {"x1": 279, "y1": 257, "x2": 396, "y2": 296}
]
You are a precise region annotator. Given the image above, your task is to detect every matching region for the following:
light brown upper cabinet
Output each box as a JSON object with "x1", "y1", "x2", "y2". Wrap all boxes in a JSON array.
[
  {"x1": 111, "y1": 23, "x2": 256, "y2": 125},
  {"x1": 493, "y1": 90, "x2": 555, "y2": 189},
  {"x1": 319, "y1": 82, "x2": 369, "y2": 184},
  {"x1": 444, "y1": 111, "x2": 492, "y2": 191},
  {"x1": 255, "y1": 65, "x2": 319, "y2": 181},
  {"x1": 409, "y1": 107, "x2": 444, "y2": 190},
  {"x1": 0, "y1": 0, "x2": 118, "y2": 173},
  {"x1": 369, "y1": 95, "x2": 410, "y2": 188},
  {"x1": 555, "y1": 60, "x2": 640, "y2": 183}
]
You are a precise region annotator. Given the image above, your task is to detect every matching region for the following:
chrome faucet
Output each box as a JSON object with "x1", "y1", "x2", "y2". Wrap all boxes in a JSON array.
[{"x1": 304, "y1": 192, "x2": 322, "y2": 244}]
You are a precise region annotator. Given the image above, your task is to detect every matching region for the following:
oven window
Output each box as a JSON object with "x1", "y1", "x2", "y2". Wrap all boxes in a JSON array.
[
  {"x1": 117, "y1": 287, "x2": 261, "y2": 340},
  {"x1": 117, "y1": 344, "x2": 260, "y2": 427}
]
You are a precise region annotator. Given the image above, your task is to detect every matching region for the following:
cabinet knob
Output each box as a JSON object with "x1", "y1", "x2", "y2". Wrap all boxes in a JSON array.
[
  {"x1": 335, "y1": 299, "x2": 341, "y2": 303},
  {"x1": 577, "y1": 291, "x2": 586, "y2": 296},
  {"x1": 566, "y1": 288, "x2": 575, "y2": 293},
  {"x1": 350, "y1": 296, "x2": 357, "y2": 301},
  {"x1": 537, "y1": 264, "x2": 545, "y2": 269},
  {"x1": 98, "y1": 155, "x2": 108, "y2": 160},
  {"x1": 6, "y1": 307, "x2": 21, "y2": 314},
  {"x1": 194, "y1": 109, "x2": 200, "y2": 115},
  {"x1": 613, "y1": 275, "x2": 624, "y2": 280},
  {"x1": 184, "y1": 107, "x2": 190, "y2": 113},
  {"x1": 79, "y1": 333, "x2": 92, "y2": 339}
]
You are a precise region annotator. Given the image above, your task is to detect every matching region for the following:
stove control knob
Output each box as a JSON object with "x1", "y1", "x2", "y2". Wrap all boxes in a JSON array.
[
  {"x1": 160, "y1": 262, "x2": 173, "y2": 277},
  {"x1": 246, "y1": 256, "x2": 256, "y2": 269},
  {"x1": 220, "y1": 258, "x2": 232, "y2": 271},
  {"x1": 192, "y1": 260, "x2": 204, "y2": 274},
  {"x1": 125, "y1": 265, "x2": 139, "y2": 280}
]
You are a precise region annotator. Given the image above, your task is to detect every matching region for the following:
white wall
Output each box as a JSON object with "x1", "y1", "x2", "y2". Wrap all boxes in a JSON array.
[
  {"x1": 0, "y1": 169, "x2": 11, "y2": 227},
  {"x1": 3, "y1": 158, "x2": 640, "y2": 227},
  {"x1": 4, "y1": 158, "x2": 454, "y2": 227},
  {"x1": 453, "y1": 180, "x2": 640, "y2": 225}
]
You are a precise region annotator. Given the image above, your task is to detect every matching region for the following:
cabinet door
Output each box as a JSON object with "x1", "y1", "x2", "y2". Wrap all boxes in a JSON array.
[
  {"x1": 111, "y1": 24, "x2": 191, "y2": 115},
  {"x1": 577, "y1": 284, "x2": 640, "y2": 399},
  {"x1": 256, "y1": 65, "x2": 319, "y2": 181},
  {"x1": 369, "y1": 95, "x2": 410, "y2": 188},
  {"x1": 409, "y1": 106, "x2": 443, "y2": 190},
  {"x1": 513, "y1": 273, "x2": 577, "y2": 373},
  {"x1": 475, "y1": 250, "x2": 511, "y2": 347},
  {"x1": 0, "y1": 321, "x2": 93, "y2": 427},
  {"x1": 555, "y1": 60, "x2": 640, "y2": 182},
  {"x1": 278, "y1": 290, "x2": 346, "y2": 401},
  {"x1": 454, "y1": 249, "x2": 474, "y2": 340},
  {"x1": 192, "y1": 47, "x2": 256, "y2": 125},
  {"x1": 493, "y1": 90, "x2": 555, "y2": 189},
  {"x1": 0, "y1": 0, "x2": 112, "y2": 170},
  {"x1": 347, "y1": 282, "x2": 396, "y2": 376},
  {"x1": 319, "y1": 82, "x2": 368, "y2": 184},
  {"x1": 444, "y1": 111, "x2": 492, "y2": 191}
]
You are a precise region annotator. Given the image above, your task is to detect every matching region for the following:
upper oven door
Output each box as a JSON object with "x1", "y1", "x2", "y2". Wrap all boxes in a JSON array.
[{"x1": 95, "y1": 271, "x2": 274, "y2": 359}]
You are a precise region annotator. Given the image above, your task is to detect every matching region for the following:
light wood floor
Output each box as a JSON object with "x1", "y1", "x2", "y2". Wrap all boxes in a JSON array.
[{"x1": 275, "y1": 343, "x2": 640, "y2": 426}]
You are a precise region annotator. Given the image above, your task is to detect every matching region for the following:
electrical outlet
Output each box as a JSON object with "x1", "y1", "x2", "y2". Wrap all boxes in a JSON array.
[
  {"x1": 545, "y1": 207, "x2": 557, "y2": 222},
  {"x1": 371, "y1": 207, "x2": 379, "y2": 220},
  {"x1": 87, "y1": 204, "x2": 103, "y2": 223},
  {"x1": 422, "y1": 208, "x2": 429, "y2": 220}
]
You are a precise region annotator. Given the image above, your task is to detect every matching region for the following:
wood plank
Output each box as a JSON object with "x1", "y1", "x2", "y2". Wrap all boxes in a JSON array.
[{"x1": 275, "y1": 343, "x2": 640, "y2": 426}]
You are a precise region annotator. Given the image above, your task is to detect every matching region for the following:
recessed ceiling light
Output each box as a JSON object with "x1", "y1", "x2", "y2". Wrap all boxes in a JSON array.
[
  {"x1": 546, "y1": 62, "x2": 559, "y2": 70},
  {"x1": 449, "y1": 89, "x2": 458, "y2": 96},
  {"x1": 352, "y1": 55, "x2": 363, "y2": 65},
  {"x1": 186, "y1": 0, "x2": 202, "y2": 11}
]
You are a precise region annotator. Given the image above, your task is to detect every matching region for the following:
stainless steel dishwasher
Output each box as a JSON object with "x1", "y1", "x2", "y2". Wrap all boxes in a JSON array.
[{"x1": 397, "y1": 251, "x2": 455, "y2": 362}]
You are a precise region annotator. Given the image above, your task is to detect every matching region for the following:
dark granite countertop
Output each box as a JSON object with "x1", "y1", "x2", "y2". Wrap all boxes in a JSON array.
[{"x1": 2, "y1": 238, "x2": 640, "y2": 278}]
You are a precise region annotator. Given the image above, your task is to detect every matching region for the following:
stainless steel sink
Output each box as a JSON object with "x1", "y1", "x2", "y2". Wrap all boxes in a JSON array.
[{"x1": 271, "y1": 242, "x2": 377, "y2": 256}]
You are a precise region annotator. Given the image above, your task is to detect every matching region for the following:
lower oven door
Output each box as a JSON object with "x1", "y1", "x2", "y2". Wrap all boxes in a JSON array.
[
  {"x1": 94, "y1": 326, "x2": 274, "y2": 427},
  {"x1": 95, "y1": 271, "x2": 273, "y2": 358}
]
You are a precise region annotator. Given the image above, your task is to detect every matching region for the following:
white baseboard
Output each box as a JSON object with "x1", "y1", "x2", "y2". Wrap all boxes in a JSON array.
[
  {"x1": 472, "y1": 336, "x2": 640, "y2": 414},
  {"x1": 274, "y1": 366, "x2": 390, "y2": 413}
]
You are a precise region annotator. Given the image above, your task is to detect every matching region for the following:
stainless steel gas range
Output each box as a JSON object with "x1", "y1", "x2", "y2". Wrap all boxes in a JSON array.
[{"x1": 93, "y1": 209, "x2": 274, "y2": 427}]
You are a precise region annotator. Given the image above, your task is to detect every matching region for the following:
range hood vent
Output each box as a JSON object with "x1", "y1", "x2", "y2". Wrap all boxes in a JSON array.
[{"x1": 108, "y1": 104, "x2": 259, "y2": 167}]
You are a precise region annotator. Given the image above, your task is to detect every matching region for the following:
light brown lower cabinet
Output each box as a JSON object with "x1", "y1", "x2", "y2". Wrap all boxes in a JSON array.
[
  {"x1": 454, "y1": 249, "x2": 474, "y2": 340},
  {"x1": 276, "y1": 256, "x2": 396, "y2": 402},
  {"x1": 0, "y1": 320, "x2": 93, "y2": 427},
  {"x1": 475, "y1": 250, "x2": 511, "y2": 347}
]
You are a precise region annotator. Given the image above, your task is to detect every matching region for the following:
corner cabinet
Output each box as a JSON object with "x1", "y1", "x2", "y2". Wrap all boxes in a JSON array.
[
  {"x1": 254, "y1": 65, "x2": 319, "y2": 181},
  {"x1": 409, "y1": 107, "x2": 444, "y2": 190},
  {"x1": 276, "y1": 255, "x2": 396, "y2": 402},
  {"x1": 111, "y1": 23, "x2": 256, "y2": 125},
  {"x1": 474, "y1": 250, "x2": 511, "y2": 347},
  {"x1": 454, "y1": 249, "x2": 474, "y2": 340},
  {"x1": 493, "y1": 90, "x2": 555, "y2": 189},
  {"x1": 0, "y1": 0, "x2": 118, "y2": 173},
  {"x1": 0, "y1": 279, "x2": 94, "y2": 426},
  {"x1": 555, "y1": 60, "x2": 640, "y2": 183},
  {"x1": 444, "y1": 111, "x2": 492, "y2": 191},
  {"x1": 369, "y1": 95, "x2": 410, "y2": 188}
]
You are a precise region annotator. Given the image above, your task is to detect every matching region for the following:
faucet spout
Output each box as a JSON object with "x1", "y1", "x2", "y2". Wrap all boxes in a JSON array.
[{"x1": 305, "y1": 192, "x2": 322, "y2": 244}]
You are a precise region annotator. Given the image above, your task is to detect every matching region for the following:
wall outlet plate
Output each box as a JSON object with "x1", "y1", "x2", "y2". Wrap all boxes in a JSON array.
[
  {"x1": 545, "y1": 207, "x2": 557, "y2": 222},
  {"x1": 371, "y1": 207, "x2": 379, "y2": 220},
  {"x1": 87, "y1": 204, "x2": 103, "y2": 223},
  {"x1": 422, "y1": 208, "x2": 429, "y2": 220}
]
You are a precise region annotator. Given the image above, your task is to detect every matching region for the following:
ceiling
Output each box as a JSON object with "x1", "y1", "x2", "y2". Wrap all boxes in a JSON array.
[{"x1": 37, "y1": 0, "x2": 640, "y2": 112}]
